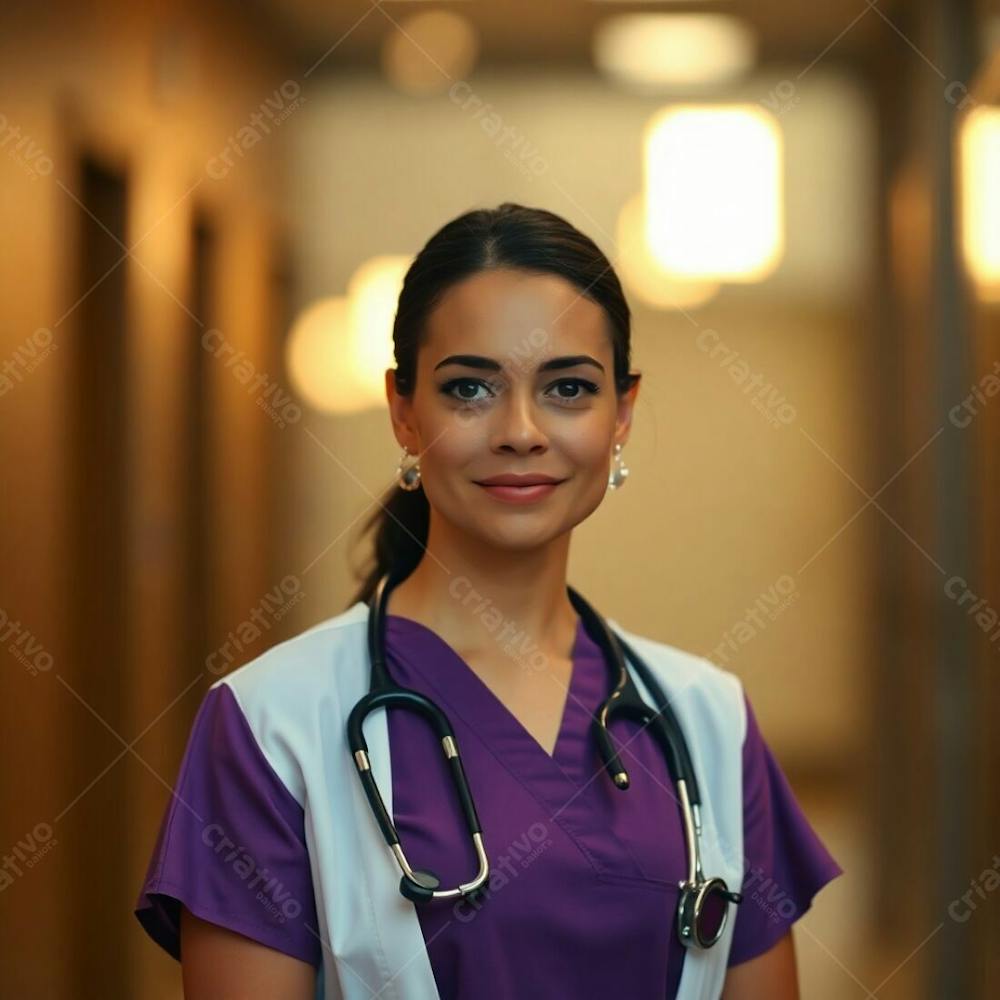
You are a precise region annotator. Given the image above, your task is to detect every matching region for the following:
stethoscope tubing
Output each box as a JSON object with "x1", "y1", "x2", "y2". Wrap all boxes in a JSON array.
[{"x1": 347, "y1": 570, "x2": 741, "y2": 937}]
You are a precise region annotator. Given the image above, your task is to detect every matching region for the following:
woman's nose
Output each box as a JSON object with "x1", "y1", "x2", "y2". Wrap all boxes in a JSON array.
[{"x1": 488, "y1": 389, "x2": 548, "y2": 454}]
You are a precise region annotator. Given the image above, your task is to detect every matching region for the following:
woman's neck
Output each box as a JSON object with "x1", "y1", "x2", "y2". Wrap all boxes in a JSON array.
[{"x1": 384, "y1": 530, "x2": 580, "y2": 668}]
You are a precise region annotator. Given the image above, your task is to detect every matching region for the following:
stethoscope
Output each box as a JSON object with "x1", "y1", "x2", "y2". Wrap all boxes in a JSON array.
[{"x1": 347, "y1": 570, "x2": 743, "y2": 949}]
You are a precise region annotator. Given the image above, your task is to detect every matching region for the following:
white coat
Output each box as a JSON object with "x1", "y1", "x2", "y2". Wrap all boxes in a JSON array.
[{"x1": 216, "y1": 600, "x2": 747, "y2": 999}]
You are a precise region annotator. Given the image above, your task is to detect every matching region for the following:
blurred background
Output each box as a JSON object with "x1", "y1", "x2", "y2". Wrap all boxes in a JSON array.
[{"x1": 1, "y1": 0, "x2": 998, "y2": 996}]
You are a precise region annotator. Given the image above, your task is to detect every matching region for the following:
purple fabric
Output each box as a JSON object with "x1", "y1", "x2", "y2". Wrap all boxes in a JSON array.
[
  {"x1": 133, "y1": 682, "x2": 321, "y2": 968},
  {"x1": 384, "y1": 614, "x2": 843, "y2": 996}
]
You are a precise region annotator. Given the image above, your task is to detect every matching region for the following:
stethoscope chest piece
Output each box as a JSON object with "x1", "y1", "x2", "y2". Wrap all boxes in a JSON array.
[{"x1": 677, "y1": 876, "x2": 743, "y2": 948}]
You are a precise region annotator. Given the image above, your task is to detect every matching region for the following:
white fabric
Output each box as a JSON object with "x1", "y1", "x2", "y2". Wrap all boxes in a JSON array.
[{"x1": 214, "y1": 601, "x2": 747, "y2": 1000}]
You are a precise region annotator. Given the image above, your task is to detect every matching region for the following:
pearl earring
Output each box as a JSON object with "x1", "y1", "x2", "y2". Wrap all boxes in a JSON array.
[
  {"x1": 608, "y1": 442, "x2": 629, "y2": 490},
  {"x1": 395, "y1": 447, "x2": 422, "y2": 491}
]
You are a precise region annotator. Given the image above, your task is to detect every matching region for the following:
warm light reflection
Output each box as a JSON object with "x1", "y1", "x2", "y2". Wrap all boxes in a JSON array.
[
  {"x1": 644, "y1": 105, "x2": 783, "y2": 281},
  {"x1": 347, "y1": 255, "x2": 411, "y2": 401},
  {"x1": 593, "y1": 14, "x2": 755, "y2": 91},
  {"x1": 285, "y1": 297, "x2": 369, "y2": 414},
  {"x1": 961, "y1": 106, "x2": 1000, "y2": 300},
  {"x1": 615, "y1": 194, "x2": 719, "y2": 310},
  {"x1": 286, "y1": 256, "x2": 413, "y2": 414}
]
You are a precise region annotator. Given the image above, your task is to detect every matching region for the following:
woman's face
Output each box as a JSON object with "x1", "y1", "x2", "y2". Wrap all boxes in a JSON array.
[{"x1": 386, "y1": 267, "x2": 640, "y2": 551}]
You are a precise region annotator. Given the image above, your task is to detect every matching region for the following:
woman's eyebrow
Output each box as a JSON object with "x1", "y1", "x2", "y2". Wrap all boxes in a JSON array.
[{"x1": 433, "y1": 354, "x2": 605, "y2": 374}]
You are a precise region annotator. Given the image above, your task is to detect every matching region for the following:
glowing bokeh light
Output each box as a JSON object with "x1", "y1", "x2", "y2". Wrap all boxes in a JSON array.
[
  {"x1": 644, "y1": 105, "x2": 783, "y2": 281},
  {"x1": 594, "y1": 14, "x2": 755, "y2": 91},
  {"x1": 615, "y1": 193, "x2": 719, "y2": 310},
  {"x1": 961, "y1": 106, "x2": 1000, "y2": 300}
]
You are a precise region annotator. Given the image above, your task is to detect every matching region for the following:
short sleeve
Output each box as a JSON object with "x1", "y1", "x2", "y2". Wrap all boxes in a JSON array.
[
  {"x1": 134, "y1": 681, "x2": 321, "y2": 968},
  {"x1": 727, "y1": 691, "x2": 843, "y2": 966}
]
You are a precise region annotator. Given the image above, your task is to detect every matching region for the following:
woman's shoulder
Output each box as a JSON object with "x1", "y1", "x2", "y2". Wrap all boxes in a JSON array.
[
  {"x1": 212, "y1": 600, "x2": 369, "y2": 703},
  {"x1": 201, "y1": 602, "x2": 370, "y2": 794}
]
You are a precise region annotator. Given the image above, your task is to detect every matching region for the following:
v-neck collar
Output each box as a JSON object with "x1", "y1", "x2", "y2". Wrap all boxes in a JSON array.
[
  {"x1": 381, "y1": 611, "x2": 685, "y2": 889},
  {"x1": 384, "y1": 612, "x2": 592, "y2": 779}
]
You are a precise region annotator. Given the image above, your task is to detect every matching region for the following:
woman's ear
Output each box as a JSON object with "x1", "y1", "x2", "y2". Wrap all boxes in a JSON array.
[
  {"x1": 615, "y1": 372, "x2": 641, "y2": 447},
  {"x1": 386, "y1": 368, "x2": 418, "y2": 453},
  {"x1": 385, "y1": 368, "x2": 400, "y2": 414}
]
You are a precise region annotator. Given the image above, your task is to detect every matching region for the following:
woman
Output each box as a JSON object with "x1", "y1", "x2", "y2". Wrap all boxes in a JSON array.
[{"x1": 135, "y1": 203, "x2": 842, "y2": 999}]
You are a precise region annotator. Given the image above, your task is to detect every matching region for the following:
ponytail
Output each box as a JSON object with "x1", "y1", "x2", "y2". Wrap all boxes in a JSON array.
[{"x1": 348, "y1": 479, "x2": 429, "y2": 608}]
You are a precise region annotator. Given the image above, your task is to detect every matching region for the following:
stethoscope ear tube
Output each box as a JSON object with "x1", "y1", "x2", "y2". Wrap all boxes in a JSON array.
[
  {"x1": 568, "y1": 586, "x2": 701, "y2": 803},
  {"x1": 612, "y1": 632, "x2": 702, "y2": 808},
  {"x1": 349, "y1": 571, "x2": 491, "y2": 903},
  {"x1": 347, "y1": 695, "x2": 399, "y2": 847},
  {"x1": 348, "y1": 688, "x2": 486, "y2": 844}
]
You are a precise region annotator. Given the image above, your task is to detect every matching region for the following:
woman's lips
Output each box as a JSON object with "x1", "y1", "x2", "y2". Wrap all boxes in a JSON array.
[{"x1": 475, "y1": 481, "x2": 562, "y2": 504}]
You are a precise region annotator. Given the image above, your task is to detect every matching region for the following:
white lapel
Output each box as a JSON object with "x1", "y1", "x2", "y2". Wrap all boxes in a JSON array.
[{"x1": 321, "y1": 603, "x2": 441, "y2": 1000}]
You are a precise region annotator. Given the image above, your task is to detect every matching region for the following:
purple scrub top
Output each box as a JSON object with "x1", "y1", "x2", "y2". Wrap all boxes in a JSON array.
[{"x1": 135, "y1": 613, "x2": 843, "y2": 996}]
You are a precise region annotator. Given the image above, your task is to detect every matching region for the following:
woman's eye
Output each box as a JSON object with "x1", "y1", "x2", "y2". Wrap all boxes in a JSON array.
[
  {"x1": 441, "y1": 378, "x2": 494, "y2": 403},
  {"x1": 547, "y1": 378, "x2": 600, "y2": 402}
]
